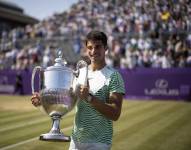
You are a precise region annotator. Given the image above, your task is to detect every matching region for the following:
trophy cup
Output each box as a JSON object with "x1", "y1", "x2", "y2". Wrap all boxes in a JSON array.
[{"x1": 31, "y1": 49, "x2": 88, "y2": 142}]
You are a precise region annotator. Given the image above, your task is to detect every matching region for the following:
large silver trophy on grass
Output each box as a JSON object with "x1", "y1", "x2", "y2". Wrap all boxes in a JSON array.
[{"x1": 31, "y1": 49, "x2": 88, "y2": 142}]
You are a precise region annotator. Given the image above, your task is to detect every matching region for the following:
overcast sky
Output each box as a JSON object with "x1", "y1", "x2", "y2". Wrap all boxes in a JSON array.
[{"x1": 4, "y1": 0, "x2": 78, "y2": 20}]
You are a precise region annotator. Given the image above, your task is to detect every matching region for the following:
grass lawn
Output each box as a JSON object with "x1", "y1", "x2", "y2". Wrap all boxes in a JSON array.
[{"x1": 0, "y1": 95, "x2": 191, "y2": 150}]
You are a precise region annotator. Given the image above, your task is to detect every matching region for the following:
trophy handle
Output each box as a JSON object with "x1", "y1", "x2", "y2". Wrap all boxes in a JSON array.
[
  {"x1": 73, "y1": 60, "x2": 88, "y2": 89},
  {"x1": 31, "y1": 66, "x2": 43, "y2": 94},
  {"x1": 75, "y1": 60, "x2": 88, "y2": 86}
]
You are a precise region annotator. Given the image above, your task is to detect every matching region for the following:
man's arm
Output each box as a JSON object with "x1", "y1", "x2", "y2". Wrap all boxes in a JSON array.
[
  {"x1": 78, "y1": 84, "x2": 124, "y2": 121},
  {"x1": 90, "y1": 92, "x2": 123, "y2": 121}
]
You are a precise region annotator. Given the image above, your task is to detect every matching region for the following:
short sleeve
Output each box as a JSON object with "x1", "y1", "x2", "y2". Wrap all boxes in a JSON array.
[{"x1": 109, "y1": 71, "x2": 125, "y2": 94}]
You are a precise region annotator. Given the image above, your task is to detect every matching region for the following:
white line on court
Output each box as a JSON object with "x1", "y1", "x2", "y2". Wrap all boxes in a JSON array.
[
  {"x1": 0, "y1": 126, "x2": 72, "y2": 150},
  {"x1": 0, "y1": 118, "x2": 49, "y2": 132},
  {"x1": 0, "y1": 112, "x2": 75, "y2": 132}
]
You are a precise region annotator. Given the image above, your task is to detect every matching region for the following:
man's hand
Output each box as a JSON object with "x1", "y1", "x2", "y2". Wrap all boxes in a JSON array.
[
  {"x1": 31, "y1": 92, "x2": 41, "y2": 107},
  {"x1": 77, "y1": 84, "x2": 89, "y2": 101},
  {"x1": 69, "y1": 87, "x2": 78, "y2": 99}
]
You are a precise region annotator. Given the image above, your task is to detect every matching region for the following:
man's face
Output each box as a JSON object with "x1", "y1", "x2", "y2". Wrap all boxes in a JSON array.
[{"x1": 86, "y1": 40, "x2": 106, "y2": 63}]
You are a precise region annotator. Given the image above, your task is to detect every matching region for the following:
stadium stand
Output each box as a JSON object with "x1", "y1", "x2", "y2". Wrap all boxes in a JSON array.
[
  {"x1": 0, "y1": 0, "x2": 191, "y2": 70},
  {"x1": 0, "y1": 1, "x2": 38, "y2": 34}
]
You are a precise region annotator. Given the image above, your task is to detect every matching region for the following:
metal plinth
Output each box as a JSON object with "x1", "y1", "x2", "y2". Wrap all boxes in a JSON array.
[
  {"x1": 39, "y1": 115, "x2": 70, "y2": 142},
  {"x1": 39, "y1": 133, "x2": 70, "y2": 142}
]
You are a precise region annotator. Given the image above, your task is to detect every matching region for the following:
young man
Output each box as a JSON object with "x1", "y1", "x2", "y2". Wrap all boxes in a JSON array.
[
  {"x1": 31, "y1": 30, "x2": 125, "y2": 150},
  {"x1": 69, "y1": 30, "x2": 125, "y2": 150}
]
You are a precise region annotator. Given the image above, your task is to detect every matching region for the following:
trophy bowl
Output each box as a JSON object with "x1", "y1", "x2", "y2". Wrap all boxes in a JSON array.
[
  {"x1": 31, "y1": 49, "x2": 88, "y2": 142},
  {"x1": 40, "y1": 88, "x2": 75, "y2": 117}
]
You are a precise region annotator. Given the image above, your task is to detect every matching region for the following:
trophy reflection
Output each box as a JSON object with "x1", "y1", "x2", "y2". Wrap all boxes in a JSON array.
[{"x1": 31, "y1": 49, "x2": 88, "y2": 142}]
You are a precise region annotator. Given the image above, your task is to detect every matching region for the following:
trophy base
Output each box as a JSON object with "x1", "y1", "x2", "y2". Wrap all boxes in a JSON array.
[{"x1": 39, "y1": 133, "x2": 71, "y2": 142}]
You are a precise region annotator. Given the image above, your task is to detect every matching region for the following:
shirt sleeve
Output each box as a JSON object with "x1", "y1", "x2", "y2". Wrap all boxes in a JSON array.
[{"x1": 109, "y1": 71, "x2": 125, "y2": 95}]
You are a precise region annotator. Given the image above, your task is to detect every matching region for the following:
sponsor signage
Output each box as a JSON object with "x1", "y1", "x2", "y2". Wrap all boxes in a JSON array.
[
  {"x1": 120, "y1": 68, "x2": 191, "y2": 101},
  {"x1": 144, "y1": 79, "x2": 180, "y2": 96},
  {"x1": 0, "y1": 68, "x2": 191, "y2": 101}
]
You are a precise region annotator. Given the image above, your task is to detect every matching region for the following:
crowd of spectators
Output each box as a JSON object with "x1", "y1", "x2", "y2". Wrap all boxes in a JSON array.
[{"x1": 0, "y1": 0, "x2": 191, "y2": 70}]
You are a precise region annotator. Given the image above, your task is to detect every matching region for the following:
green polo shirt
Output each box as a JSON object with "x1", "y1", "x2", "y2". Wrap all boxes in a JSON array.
[{"x1": 72, "y1": 65, "x2": 125, "y2": 144}]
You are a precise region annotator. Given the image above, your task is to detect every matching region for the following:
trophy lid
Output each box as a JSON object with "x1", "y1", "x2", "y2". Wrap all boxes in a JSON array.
[{"x1": 46, "y1": 48, "x2": 71, "y2": 72}]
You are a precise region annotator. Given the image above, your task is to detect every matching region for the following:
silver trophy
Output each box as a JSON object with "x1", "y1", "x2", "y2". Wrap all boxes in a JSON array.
[{"x1": 31, "y1": 49, "x2": 88, "y2": 142}]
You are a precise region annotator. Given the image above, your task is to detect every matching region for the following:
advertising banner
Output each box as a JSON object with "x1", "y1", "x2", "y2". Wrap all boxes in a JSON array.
[
  {"x1": 120, "y1": 68, "x2": 191, "y2": 101},
  {"x1": 0, "y1": 68, "x2": 191, "y2": 101}
]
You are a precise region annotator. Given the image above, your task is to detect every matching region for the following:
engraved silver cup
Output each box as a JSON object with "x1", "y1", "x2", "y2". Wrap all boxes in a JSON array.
[{"x1": 31, "y1": 49, "x2": 88, "y2": 142}]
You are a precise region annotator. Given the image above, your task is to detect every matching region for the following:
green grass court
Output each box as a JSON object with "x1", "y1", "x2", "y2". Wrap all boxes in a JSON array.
[{"x1": 0, "y1": 95, "x2": 191, "y2": 150}]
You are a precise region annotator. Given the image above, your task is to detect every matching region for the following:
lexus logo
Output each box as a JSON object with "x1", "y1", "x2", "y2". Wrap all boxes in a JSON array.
[{"x1": 155, "y1": 79, "x2": 168, "y2": 89}]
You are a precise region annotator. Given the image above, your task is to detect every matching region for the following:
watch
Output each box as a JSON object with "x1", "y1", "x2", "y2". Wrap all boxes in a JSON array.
[{"x1": 86, "y1": 94, "x2": 93, "y2": 103}]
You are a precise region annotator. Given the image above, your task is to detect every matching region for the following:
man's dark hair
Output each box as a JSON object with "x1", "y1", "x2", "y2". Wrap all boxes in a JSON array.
[{"x1": 85, "y1": 30, "x2": 108, "y2": 48}]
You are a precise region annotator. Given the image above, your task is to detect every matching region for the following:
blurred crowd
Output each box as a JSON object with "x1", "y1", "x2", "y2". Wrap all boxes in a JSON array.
[{"x1": 0, "y1": 0, "x2": 191, "y2": 70}]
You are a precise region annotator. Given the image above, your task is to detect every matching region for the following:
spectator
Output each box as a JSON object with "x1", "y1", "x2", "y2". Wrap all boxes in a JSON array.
[{"x1": 0, "y1": 0, "x2": 191, "y2": 70}]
